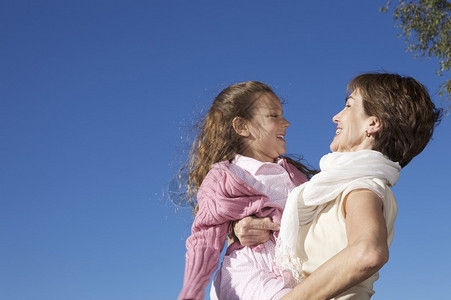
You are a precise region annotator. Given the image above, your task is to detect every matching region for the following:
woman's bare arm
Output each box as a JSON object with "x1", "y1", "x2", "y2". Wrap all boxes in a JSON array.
[{"x1": 282, "y1": 189, "x2": 389, "y2": 300}]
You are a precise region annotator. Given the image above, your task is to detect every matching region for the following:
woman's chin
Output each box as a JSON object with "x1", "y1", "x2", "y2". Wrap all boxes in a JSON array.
[{"x1": 329, "y1": 142, "x2": 338, "y2": 152}]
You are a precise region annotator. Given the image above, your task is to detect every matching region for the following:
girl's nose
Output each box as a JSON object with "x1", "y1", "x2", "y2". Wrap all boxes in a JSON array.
[{"x1": 283, "y1": 117, "x2": 290, "y2": 128}]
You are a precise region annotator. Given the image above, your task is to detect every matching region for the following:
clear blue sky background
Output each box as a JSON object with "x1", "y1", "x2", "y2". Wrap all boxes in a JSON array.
[{"x1": 1, "y1": 1, "x2": 450, "y2": 299}]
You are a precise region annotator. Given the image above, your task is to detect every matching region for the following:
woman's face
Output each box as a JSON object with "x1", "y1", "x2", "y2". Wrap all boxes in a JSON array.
[{"x1": 330, "y1": 89, "x2": 377, "y2": 152}]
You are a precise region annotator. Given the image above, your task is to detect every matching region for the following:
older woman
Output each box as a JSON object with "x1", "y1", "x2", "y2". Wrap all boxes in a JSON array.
[{"x1": 233, "y1": 73, "x2": 442, "y2": 299}]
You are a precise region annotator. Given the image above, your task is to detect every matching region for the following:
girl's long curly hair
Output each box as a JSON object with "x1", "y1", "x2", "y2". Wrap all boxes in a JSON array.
[{"x1": 176, "y1": 81, "x2": 316, "y2": 213}]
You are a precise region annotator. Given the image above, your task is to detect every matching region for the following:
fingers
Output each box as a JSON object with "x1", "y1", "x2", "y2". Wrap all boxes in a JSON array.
[
  {"x1": 258, "y1": 217, "x2": 280, "y2": 231},
  {"x1": 239, "y1": 217, "x2": 280, "y2": 231},
  {"x1": 235, "y1": 228, "x2": 272, "y2": 247},
  {"x1": 233, "y1": 216, "x2": 279, "y2": 246},
  {"x1": 239, "y1": 234, "x2": 271, "y2": 247}
]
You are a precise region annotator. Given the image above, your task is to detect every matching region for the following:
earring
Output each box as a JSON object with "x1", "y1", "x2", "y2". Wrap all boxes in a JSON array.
[{"x1": 365, "y1": 130, "x2": 371, "y2": 137}]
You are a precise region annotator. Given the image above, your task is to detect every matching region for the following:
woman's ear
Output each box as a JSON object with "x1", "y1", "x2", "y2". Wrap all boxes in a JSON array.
[
  {"x1": 366, "y1": 116, "x2": 381, "y2": 135},
  {"x1": 232, "y1": 117, "x2": 250, "y2": 137}
]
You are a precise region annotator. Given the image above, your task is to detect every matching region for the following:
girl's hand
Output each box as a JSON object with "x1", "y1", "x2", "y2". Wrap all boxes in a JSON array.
[{"x1": 233, "y1": 216, "x2": 280, "y2": 246}]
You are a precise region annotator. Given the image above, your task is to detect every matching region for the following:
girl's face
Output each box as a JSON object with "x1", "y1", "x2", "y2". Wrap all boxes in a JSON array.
[
  {"x1": 241, "y1": 93, "x2": 289, "y2": 162},
  {"x1": 330, "y1": 89, "x2": 377, "y2": 152}
]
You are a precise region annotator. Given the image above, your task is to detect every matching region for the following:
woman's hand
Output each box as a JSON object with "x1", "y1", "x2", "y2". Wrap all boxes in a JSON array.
[{"x1": 233, "y1": 216, "x2": 280, "y2": 246}]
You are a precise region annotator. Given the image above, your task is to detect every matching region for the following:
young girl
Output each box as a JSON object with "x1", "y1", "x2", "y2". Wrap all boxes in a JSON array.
[{"x1": 177, "y1": 81, "x2": 315, "y2": 300}]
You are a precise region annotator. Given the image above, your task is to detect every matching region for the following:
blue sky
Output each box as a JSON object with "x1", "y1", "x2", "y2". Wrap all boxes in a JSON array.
[{"x1": 1, "y1": 1, "x2": 450, "y2": 299}]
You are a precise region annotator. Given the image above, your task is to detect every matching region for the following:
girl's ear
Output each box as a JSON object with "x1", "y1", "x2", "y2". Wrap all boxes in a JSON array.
[
  {"x1": 232, "y1": 117, "x2": 250, "y2": 137},
  {"x1": 366, "y1": 116, "x2": 381, "y2": 135}
]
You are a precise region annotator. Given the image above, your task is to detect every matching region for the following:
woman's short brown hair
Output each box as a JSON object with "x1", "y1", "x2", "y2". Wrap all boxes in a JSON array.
[{"x1": 347, "y1": 73, "x2": 442, "y2": 168}]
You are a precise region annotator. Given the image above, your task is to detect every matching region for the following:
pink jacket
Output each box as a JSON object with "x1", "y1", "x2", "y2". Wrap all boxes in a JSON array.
[{"x1": 178, "y1": 159, "x2": 308, "y2": 300}]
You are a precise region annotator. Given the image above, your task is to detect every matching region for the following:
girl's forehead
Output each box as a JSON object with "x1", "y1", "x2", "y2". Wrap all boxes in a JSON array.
[{"x1": 253, "y1": 93, "x2": 282, "y2": 110}]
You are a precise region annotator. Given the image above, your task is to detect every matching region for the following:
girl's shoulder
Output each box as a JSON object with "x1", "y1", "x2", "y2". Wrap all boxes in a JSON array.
[
  {"x1": 211, "y1": 160, "x2": 232, "y2": 170},
  {"x1": 202, "y1": 160, "x2": 236, "y2": 185},
  {"x1": 201, "y1": 160, "x2": 256, "y2": 195}
]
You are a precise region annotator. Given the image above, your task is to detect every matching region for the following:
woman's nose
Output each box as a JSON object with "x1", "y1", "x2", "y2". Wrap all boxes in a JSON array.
[{"x1": 332, "y1": 111, "x2": 341, "y2": 124}]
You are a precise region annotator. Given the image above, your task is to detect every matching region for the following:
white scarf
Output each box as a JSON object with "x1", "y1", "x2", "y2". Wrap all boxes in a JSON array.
[{"x1": 275, "y1": 150, "x2": 401, "y2": 282}]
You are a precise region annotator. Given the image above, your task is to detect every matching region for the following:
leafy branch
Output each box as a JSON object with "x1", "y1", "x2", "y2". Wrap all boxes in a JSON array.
[{"x1": 381, "y1": 0, "x2": 450, "y2": 115}]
